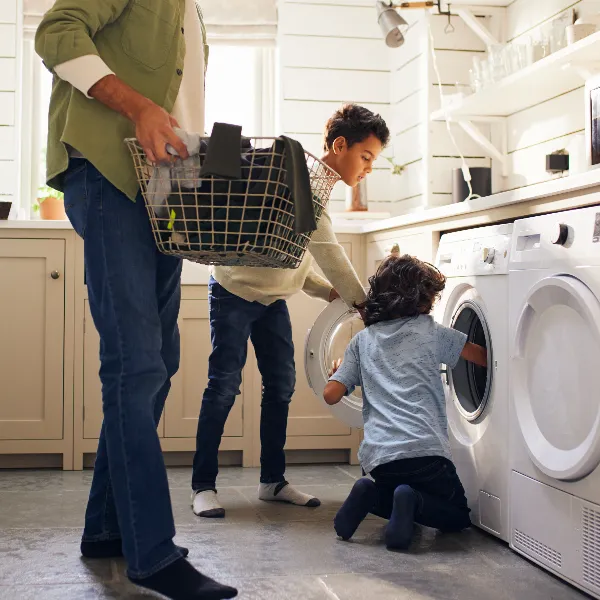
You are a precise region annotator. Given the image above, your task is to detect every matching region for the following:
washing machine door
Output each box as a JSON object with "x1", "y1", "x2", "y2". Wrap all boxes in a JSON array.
[
  {"x1": 513, "y1": 274, "x2": 600, "y2": 481},
  {"x1": 448, "y1": 299, "x2": 494, "y2": 422},
  {"x1": 305, "y1": 299, "x2": 364, "y2": 428},
  {"x1": 440, "y1": 284, "x2": 494, "y2": 424}
]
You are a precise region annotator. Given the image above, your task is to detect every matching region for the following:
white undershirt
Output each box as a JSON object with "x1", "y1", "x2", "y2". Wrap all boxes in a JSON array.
[{"x1": 53, "y1": 0, "x2": 205, "y2": 134}]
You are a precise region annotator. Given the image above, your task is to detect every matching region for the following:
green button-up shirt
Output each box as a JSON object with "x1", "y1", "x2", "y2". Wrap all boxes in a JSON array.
[{"x1": 35, "y1": 0, "x2": 208, "y2": 201}]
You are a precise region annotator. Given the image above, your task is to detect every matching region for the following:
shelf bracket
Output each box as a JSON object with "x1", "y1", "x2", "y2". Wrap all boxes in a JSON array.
[
  {"x1": 457, "y1": 119, "x2": 508, "y2": 177},
  {"x1": 454, "y1": 8, "x2": 499, "y2": 47}
]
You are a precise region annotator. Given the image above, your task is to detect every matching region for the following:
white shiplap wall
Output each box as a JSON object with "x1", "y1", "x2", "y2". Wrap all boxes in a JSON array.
[
  {"x1": 2, "y1": 1, "x2": 595, "y2": 215},
  {"x1": 389, "y1": 10, "x2": 495, "y2": 214},
  {"x1": 278, "y1": 0, "x2": 392, "y2": 213},
  {"x1": 0, "y1": 0, "x2": 19, "y2": 210},
  {"x1": 505, "y1": 0, "x2": 600, "y2": 190}
]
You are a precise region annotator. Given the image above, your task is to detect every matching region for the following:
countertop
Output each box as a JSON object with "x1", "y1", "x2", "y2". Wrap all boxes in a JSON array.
[{"x1": 3, "y1": 168, "x2": 600, "y2": 237}]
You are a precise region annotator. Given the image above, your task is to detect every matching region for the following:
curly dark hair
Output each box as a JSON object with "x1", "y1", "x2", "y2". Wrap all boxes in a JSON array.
[
  {"x1": 323, "y1": 104, "x2": 390, "y2": 152},
  {"x1": 357, "y1": 254, "x2": 446, "y2": 327}
]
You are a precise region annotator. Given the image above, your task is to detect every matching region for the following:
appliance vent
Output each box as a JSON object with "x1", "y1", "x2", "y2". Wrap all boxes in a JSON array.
[
  {"x1": 514, "y1": 529, "x2": 562, "y2": 569},
  {"x1": 582, "y1": 505, "x2": 600, "y2": 589}
]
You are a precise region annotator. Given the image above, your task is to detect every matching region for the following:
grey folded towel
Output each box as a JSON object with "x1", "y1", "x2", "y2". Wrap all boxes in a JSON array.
[{"x1": 280, "y1": 135, "x2": 316, "y2": 233}]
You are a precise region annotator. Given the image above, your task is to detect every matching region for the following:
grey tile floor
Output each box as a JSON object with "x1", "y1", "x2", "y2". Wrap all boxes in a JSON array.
[{"x1": 0, "y1": 465, "x2": 591, "y2": 599}]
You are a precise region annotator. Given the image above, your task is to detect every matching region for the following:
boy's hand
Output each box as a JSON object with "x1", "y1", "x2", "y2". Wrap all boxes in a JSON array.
[
  {"x1": 329, "y1": 289, "x2": 340, "y2": 302},
  {"x1": 328, "y1": 358, "x2": 343, "y2": 377}
]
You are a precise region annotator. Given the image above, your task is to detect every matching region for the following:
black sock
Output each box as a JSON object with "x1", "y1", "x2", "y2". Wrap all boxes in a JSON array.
[
  {"x1": 334, "y1": 477, "x2": 377, "y2": 541},
  {"x1": 385, "y1": 484, "x2": 417, "y2": 551},
  {"x1": 129, "y1": 557, "x2": 237, "y2": 600},
  {"x1": 81, "y1": 539, "x2": 189, "y2": 560}
]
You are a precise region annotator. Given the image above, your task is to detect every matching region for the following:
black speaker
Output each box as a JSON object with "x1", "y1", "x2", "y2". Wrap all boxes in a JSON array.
[{"x1": 452, "y1": 167, "x2": 492, "y2": 203}]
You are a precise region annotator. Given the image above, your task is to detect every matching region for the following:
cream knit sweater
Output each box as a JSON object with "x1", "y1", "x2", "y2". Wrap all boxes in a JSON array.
[{"x1": 212, "y1": 211, "x2": 366, "y2": 307}]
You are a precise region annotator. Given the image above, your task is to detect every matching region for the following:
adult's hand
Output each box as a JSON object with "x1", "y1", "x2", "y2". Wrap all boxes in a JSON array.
[
  {"x1": 133, "y1": 103, "x2": 188, "y2": 164},
  {"x1": 89, "y1": 74, "x2": 189, "y2": 164}
]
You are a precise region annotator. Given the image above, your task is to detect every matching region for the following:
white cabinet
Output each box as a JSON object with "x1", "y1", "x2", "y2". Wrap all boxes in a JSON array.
[
  {"x1": 0, "y1": 239, "x2": 65, "y2": 440},
  {"x1": 77, "y1": 290, "x2": 247, "y2": 467},
  {"x1": 82, "y1": 300, "x2": 166, "y2": 439},
  {"x1": 164, "y1": 299, "x2": 243, "y2": 438}
]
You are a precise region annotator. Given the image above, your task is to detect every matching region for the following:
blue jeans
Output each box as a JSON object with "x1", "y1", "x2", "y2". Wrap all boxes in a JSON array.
[
  {"x1": 192, "y1": 278, "x2": 296, "y2": 491},
  {"x1": 370, "y1": 457, "x2": 471, "y2": 532},
  {"x1": 64, "y1": 158, "x2": 185, "y2": 578}
]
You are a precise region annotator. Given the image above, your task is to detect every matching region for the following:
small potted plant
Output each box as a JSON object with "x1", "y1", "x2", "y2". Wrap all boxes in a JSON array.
[
  {"x1": 35, "y1": 186, "x2": 67, "y2": 220},
  {"x1": 383, "y1": 155, "x2": 405, "y2": 176}
]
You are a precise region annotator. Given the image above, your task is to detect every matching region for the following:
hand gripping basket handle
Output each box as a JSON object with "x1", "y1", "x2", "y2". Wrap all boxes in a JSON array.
[{"x1": 199, "y1": 122, "x2": 317, "y2": 234}]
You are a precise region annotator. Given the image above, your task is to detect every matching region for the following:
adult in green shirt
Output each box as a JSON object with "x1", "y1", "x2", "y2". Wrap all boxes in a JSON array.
[{"x1": 36, "y1": 2, "x2": 237, "y2": 598}]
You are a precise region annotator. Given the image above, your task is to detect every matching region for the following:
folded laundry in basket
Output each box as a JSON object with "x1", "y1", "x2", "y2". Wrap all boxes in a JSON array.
[
  {"x1": 145, "y1": 123, "x2": 316, "y2": 258},
  {"x1": 167, "y1": 141, "x2": 290, "y2": 253}
]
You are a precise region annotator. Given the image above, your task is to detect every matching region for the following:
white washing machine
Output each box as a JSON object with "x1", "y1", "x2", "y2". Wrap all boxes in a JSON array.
[
  {"x1": 508, "y1": 206, "x2": 600, "y2": 598},
  {"x1": 434, "y1": 224, "x2": 512, "y2": 542}
]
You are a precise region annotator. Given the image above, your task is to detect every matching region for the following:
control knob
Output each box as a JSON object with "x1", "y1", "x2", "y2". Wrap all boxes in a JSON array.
[
  {"x1": 482, "y1": 248, "x2": 495, "y2": 264},
  {"x1": 550, "y1": 223, "x2": 570, "y2": 246}
]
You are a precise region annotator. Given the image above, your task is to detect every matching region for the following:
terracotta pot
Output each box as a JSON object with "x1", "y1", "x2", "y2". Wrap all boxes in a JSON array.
[{"x1": 38, "y1": 196, "x2": 67, "y2": 220}]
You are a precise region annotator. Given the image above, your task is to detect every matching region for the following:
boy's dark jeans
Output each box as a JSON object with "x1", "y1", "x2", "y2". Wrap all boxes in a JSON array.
[
  {"x1": 192, "y1": 278, "x2": 296, "y2": 491},
  {"x1": 64, "y1": 158, "x2": 185, "y2": 579},
  {"x1": 370, "y1": 456, "x2": 471, "y2": 532}
]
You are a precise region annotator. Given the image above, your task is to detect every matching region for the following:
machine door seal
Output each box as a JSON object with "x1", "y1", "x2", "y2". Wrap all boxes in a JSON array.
[
  {"x1": 305, "y1": 299, "x2": 364, "y2": 429},
  {"x1": 448, "y1": 300, "x2": 494, "y2": 423}
]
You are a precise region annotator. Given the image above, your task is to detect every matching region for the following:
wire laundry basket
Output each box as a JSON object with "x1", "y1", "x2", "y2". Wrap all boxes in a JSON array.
[{"x1": 125, "y1": 136, "x2": 340, "y2": 269}]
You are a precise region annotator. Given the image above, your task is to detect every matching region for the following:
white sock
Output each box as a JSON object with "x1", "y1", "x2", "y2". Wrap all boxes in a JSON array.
[
  {"x1": 258, "y1": 482, "x2": 321, "y2": 507},
  {"x1": 191, "y1": 490, "x2": 225, "y2": 518}
]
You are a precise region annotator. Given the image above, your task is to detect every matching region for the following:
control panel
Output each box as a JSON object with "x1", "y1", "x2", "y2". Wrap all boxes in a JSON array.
[{"x1": 437, "y1": 232, "x2": 512, "y2": 277}]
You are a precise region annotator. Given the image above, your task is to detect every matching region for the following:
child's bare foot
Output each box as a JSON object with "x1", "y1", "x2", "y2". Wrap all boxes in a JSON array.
[
  {"x1": 385, "y1": 484, "x2": 417, "y2": 550},
  {"x1": 334, "y1": 477, "x2": 377, "y2": 541}
]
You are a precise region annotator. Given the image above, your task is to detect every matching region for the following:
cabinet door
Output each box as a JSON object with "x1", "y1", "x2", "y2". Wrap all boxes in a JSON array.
[
  {"x1": 83, "y1": 301, "x2": 165, "y2": 438},
  {"x1": 164, "y1": 299, "x2": 243, "y2": 438},
  {"x1": 285, "y1": 241, "x2": 355, "y2": 437},
  {"x1": 0, "y1": 239, "x2": 65, "y2": 439}
]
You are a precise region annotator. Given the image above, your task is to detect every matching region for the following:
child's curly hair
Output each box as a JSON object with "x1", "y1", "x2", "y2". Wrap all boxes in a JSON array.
[{"x1": 357, "y1": 254, "x2": 446, "y2": 326}]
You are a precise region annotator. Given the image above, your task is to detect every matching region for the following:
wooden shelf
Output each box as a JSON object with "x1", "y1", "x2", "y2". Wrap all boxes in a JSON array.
[{"x1": 431, "y1": 31, "x2": 600, "y2": 121}]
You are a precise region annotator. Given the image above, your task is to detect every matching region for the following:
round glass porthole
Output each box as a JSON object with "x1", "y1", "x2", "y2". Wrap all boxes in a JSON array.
[{"x1": 448, "y1": 301, "x2": 493, "y2": 422}]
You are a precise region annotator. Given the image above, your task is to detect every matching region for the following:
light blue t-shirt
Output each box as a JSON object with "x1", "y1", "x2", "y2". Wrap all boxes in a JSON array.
[{"x1": 330, "y1": 314, "x2": 467, "y2": 473}]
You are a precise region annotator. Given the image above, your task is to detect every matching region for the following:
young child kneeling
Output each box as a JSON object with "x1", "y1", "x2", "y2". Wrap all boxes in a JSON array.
[{"x1": 325, "y1": 254, "x2": 487, "y2": 550}]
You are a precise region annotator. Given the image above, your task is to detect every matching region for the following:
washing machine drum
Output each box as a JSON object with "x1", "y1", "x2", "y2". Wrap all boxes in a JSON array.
[
  {"x1": 449, "y1": 300, "x2": 493, "y2": 422},
  {"x1": 305, "y1": 299, "x2": 365, "y2": 428}
]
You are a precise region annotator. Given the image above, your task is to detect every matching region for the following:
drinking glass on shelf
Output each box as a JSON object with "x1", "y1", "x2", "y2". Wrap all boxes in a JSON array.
[
  {"x1": 469, "y1": 67, "x2": 481, "y2": 93},
  {"x1": 503, "y1": 44, "x2": 518, "y2": 75},
  {"x1": 550, "y1": 17, "x2": 568, "y2": 53},
  {"x1": 514, "y1": 44, "x2": 532, "y2": 70},
  {"x1": 488, "y1": 44, "x2": 509, "y2": 82},
  {"x1": 470, "y1": 56, "x2": 483, "y2": 92},
  {"x1": 479, "y1": 58, "x2": 493, "y2": 88}
]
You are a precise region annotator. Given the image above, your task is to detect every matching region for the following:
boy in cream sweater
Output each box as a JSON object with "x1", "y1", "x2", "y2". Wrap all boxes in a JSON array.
[{"x1": 191, "y1": 104, "x2": 390, "y2": 517}]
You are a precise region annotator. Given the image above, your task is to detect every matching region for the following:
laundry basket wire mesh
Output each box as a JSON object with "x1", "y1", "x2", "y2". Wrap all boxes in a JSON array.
[{"x1": 125, "y1": 137, "x2": 340, "y2": 269}]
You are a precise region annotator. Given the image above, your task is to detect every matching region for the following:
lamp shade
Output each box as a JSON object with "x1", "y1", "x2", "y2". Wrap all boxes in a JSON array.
[{"x1": 376, "y1": 1, "x2": 408, "y2": 48}]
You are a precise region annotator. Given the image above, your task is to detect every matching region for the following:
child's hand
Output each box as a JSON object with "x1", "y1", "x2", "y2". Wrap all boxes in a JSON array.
[{"x1": 328, "y1": 358, "x2": 343, "y2": 377}]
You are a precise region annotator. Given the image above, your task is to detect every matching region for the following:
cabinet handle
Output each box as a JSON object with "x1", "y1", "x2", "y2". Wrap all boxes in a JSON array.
[{"x1": 50, "y1": 270, "x2": 61, "y2": 280}]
